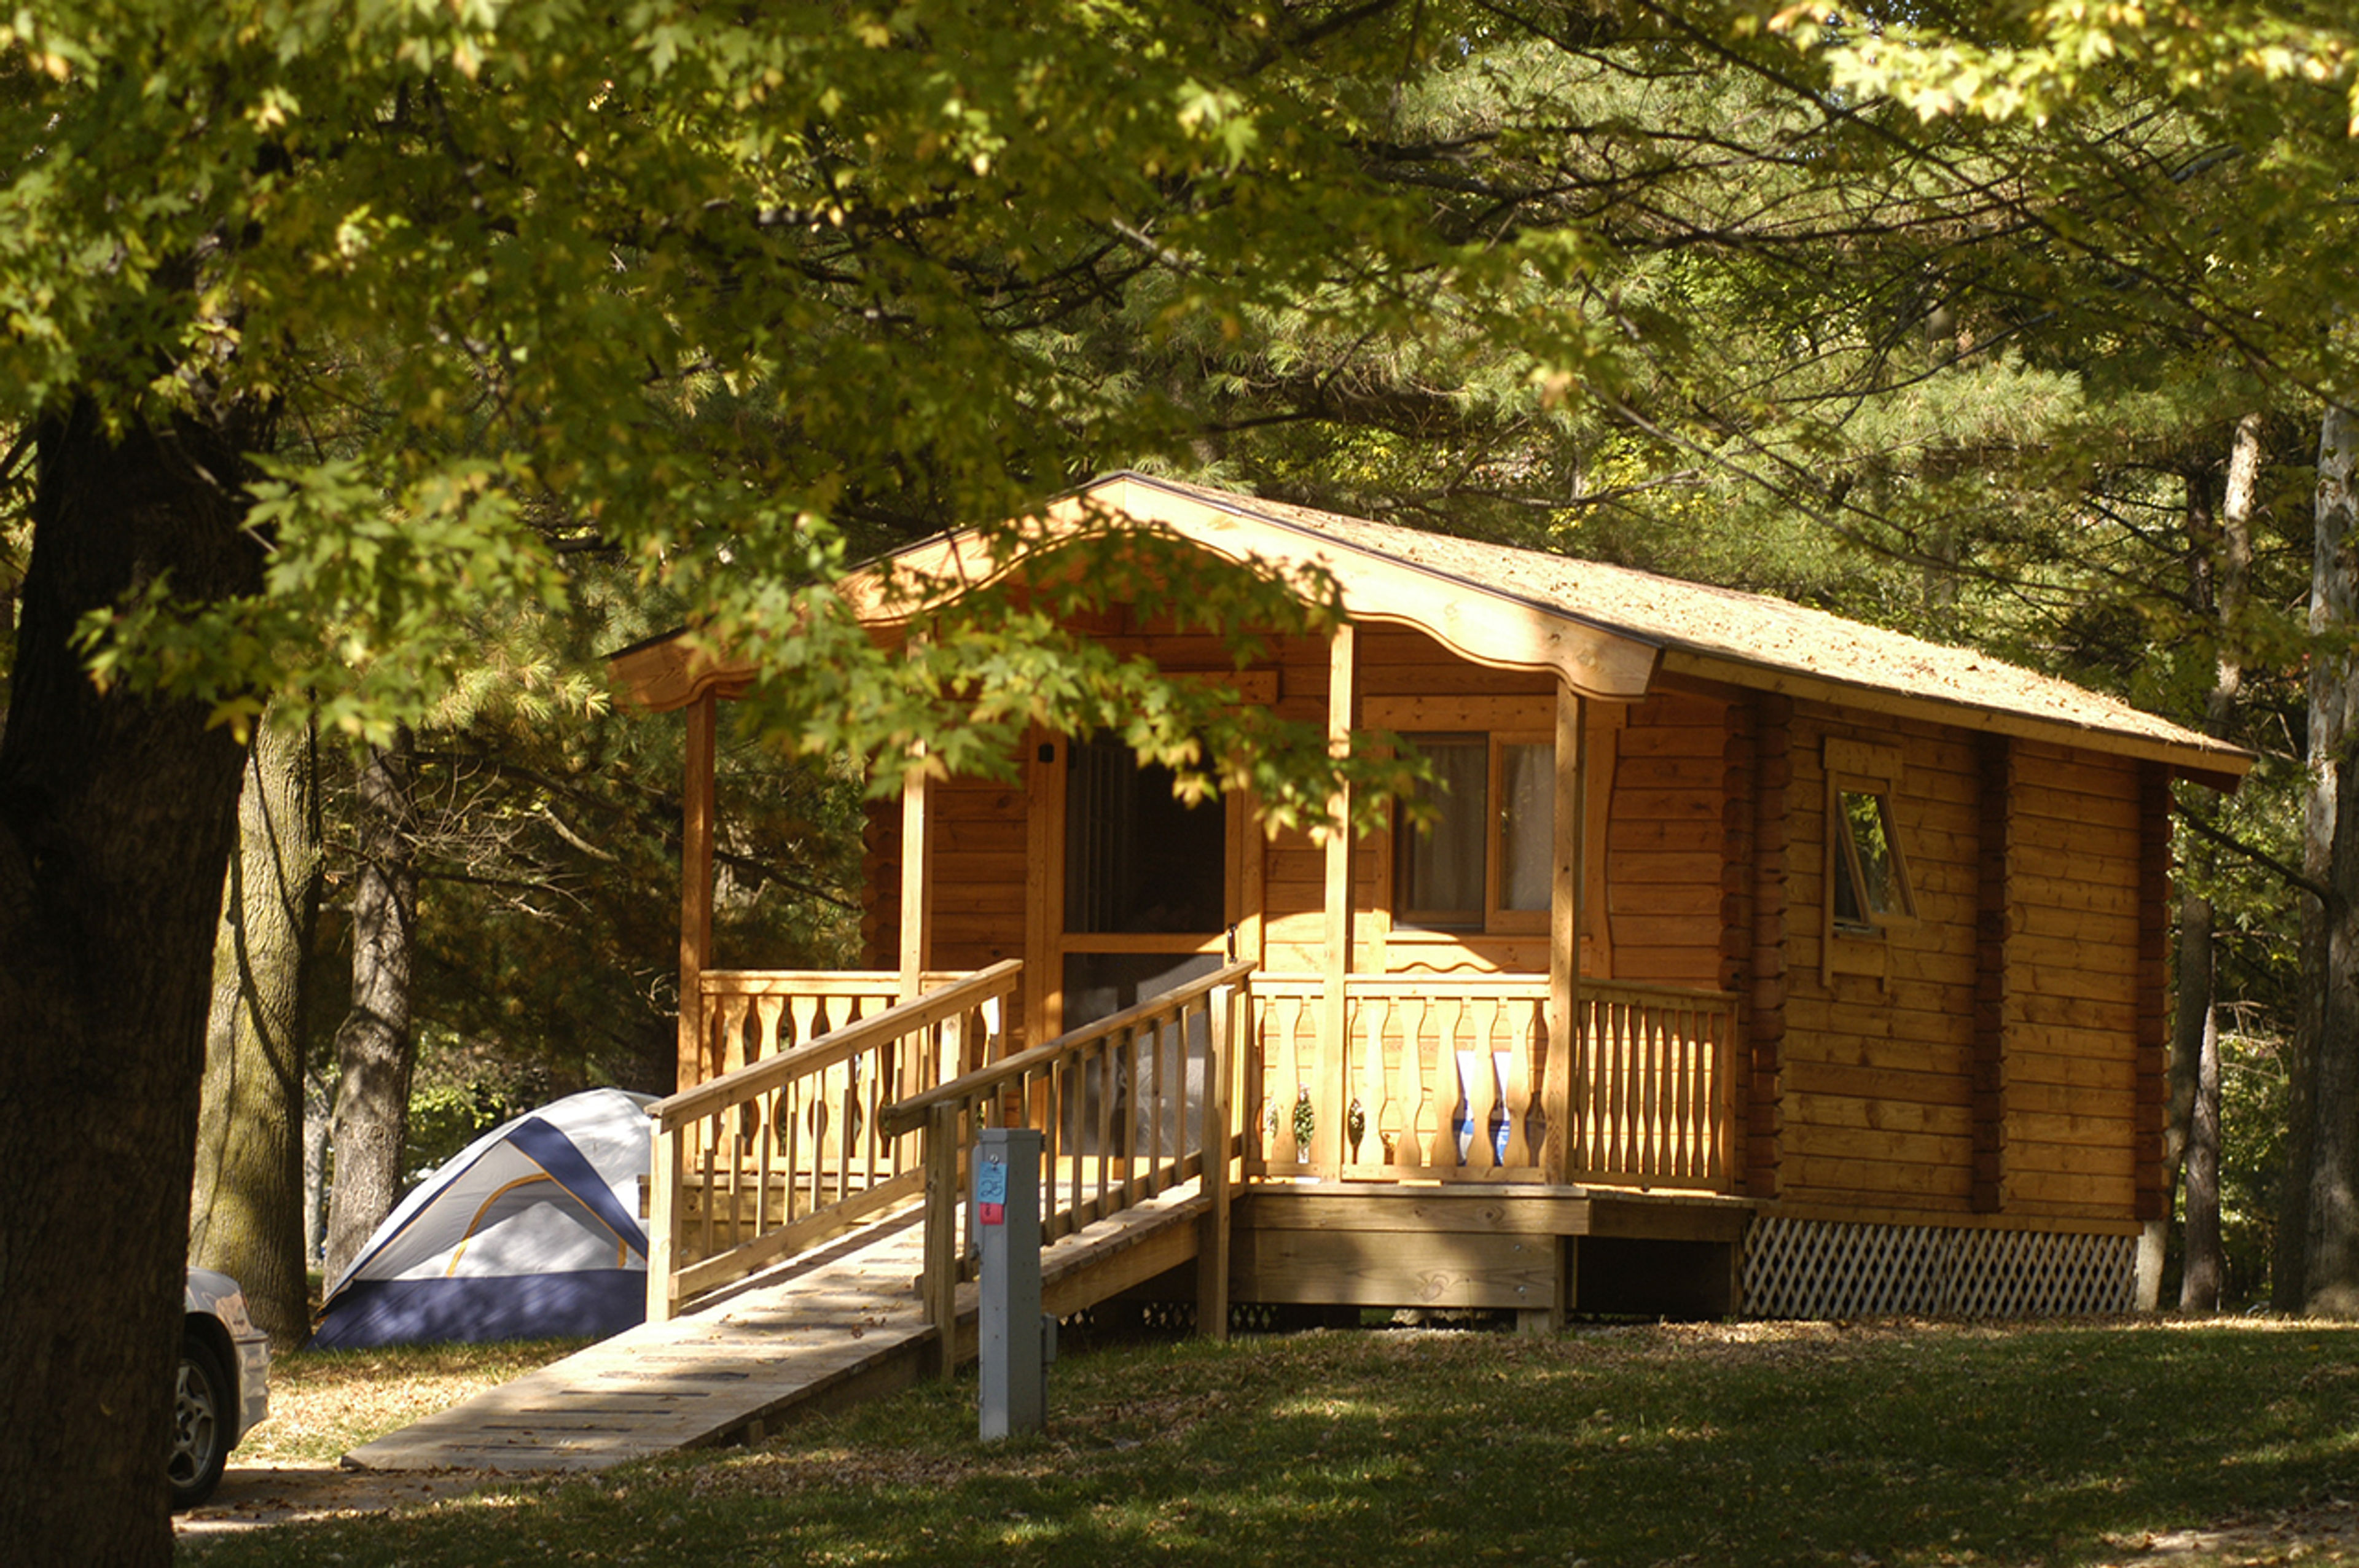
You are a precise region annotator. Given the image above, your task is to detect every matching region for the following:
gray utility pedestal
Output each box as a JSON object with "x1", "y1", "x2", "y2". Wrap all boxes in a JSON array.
[{"x1": 974, "y1": 1126, "x2": 1053, "y2": 1440}]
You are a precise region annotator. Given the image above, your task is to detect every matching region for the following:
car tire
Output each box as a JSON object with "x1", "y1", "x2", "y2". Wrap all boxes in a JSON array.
[{"x1": 169, "y1": 1333, "x2": 231, "y2": 1511}]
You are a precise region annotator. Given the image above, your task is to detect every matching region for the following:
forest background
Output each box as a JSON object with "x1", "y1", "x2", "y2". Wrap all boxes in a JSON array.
[{"x1": 4, "y1": 2, "x2": 2359, "y2": 1563}]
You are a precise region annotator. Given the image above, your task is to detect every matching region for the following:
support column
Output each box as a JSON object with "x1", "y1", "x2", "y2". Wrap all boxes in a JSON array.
[
  {"x1": 677, "y1": 690, "x2": 716, "y2": 1092},
  {"x1": 899, "y1": 742, "x2": 933, "y2": 1002},
  {"x1": 1547, "y1": 683, "x2": 1587, "y2": 1185},
  {"x1": 1318, "y1": 622, "x2": 1357, "y2": 1175}
]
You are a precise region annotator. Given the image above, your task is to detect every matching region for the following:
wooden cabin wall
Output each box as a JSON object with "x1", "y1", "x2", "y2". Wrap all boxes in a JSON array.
[
  {"x1": 1769, "y1": 710, "x2": 2149, "y2": 1227},
  {"x1": 861, "y1": 772, "x2": 1031, "y2": 1023},
  {"x1": 859, "y1": 796, "x2": 896, "y2": 967},
  {"x1": 1247, "y1": 630, "x2": 1372, "y2": 977},
  {"x1": 1779, "y1": 707, "x2": 1984, "y2": 1212},
  {"x1": 1998, "y1": 740, "x2": 2143, "y2": 1220},
  {"x1": 1604, "y1": 684, "x2": 1731, "y2": 990}
]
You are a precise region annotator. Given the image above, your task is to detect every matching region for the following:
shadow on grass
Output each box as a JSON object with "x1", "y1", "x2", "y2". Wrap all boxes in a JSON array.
[{"x1": 176, "y1": 1319, "x2": 2359, "y2": 1568}]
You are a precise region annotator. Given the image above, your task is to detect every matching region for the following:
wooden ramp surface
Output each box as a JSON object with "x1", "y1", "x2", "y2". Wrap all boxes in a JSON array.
[{"x1": 343, "y1": 1182, "x2": 1209, "y2": 1474}]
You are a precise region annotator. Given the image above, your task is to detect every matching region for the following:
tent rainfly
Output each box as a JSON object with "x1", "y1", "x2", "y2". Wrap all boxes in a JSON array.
[{"x1": 313, "y1": 1088, "x2": 655, "y2": 1349}]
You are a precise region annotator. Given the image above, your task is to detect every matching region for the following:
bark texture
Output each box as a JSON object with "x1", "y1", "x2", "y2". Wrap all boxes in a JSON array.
[
  {"x1": 2302, "y1": 402, "x2": 2359, "y2": 1316},
  {"x1": 189, "y1": 714, "x2": 321, "y2": 1350},
  {"x1": 2170, "y1": 414, "x2": 2254, "y2": 1312},
  {"x1": 0, "y1": 400, "x2": 266, "y2": 1565},
  {"x1": 322, "y1": 730, "x2": 419, "y2": 1285},
  {"x1": 2183, "y1": 1006, "x2": 2225, "y2": 1309}
]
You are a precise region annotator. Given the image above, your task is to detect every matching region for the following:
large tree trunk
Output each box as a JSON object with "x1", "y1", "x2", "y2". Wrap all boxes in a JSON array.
[
  {"x1": 2172, "y1": 414, "x2": 2256, "y2": 1312},
  {"x1": 0, "y1": 400, "x2": 266, "y2": 1565},
  {"x1": 189, "y1": 712, "x2": 321, "y2": 1350},
  {"x1": 322, "y1": 730, "x2": 419, "y2": 1285},
  {"x1": 2302, "y1": 401, "x2": 2359, "y2": 1315}
]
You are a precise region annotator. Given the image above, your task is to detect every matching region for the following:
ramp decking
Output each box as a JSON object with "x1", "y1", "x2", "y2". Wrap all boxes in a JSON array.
[{"x1": 342, "y1": 1182, "x2": 1209, "y2": 1474}]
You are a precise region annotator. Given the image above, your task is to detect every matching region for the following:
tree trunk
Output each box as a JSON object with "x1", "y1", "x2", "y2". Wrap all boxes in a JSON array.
[
  {"x1": 2302, "y1": 401, "x2": 2359, "y2": 1316},
  {"x1": 2165, "y1": 461, "x2": 2222, "y2": 1210},
  {"x1": 0, "y1": 399, "x2": 265, "y2": 1565},
  {"x1": 304, "y1": 1069, "x2": 332, "y2": 1268},
  {"x1": 2171, "y1": 414, "x2": 2255, "y2": 1311},
  {"x1": 322, "y1": 730, "x2": 420, "y2": 1285},
  {"x1": 189, "y1": 712, "x2": 321, "y2": 1350},
  {"x1": 2183, "y1": 1003, "x2": 2226, "y2": 1309}
]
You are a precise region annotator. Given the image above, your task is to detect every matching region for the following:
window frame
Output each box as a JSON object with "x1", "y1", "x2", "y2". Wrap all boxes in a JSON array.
[
  {"x1": 1822, "y1": 738, "x2": 1915, "y2": 981},
  {"x1": 1392, "y1": 729, "x2": 1554, "y2": 936}
]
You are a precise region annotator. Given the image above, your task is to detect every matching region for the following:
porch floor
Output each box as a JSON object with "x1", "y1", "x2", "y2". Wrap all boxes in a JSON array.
[{"x1": 343, "y1": 1180, "x2": 1211, "y2": 1474}]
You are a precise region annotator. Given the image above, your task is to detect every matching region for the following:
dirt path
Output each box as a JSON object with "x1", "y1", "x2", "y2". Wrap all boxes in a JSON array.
[{"x1": 172, "y1": 1463, "x2": 501, "y2": 1537}]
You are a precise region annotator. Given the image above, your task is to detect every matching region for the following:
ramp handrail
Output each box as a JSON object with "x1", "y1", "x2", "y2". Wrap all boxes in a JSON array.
[
  {"x1": 878, "y1": 959, "x2": 1251, "y2": 1373},
  {"x1": 646, "y1": 960, "x2": 1022, "y2": 1321}
]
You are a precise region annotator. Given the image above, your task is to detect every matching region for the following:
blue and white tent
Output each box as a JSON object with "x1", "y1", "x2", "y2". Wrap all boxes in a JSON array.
[{"x1": 313, "y1": 1087, "x2": 655, "y2": 1349}]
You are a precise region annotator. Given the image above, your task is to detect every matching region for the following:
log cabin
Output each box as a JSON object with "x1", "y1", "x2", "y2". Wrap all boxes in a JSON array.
[{"x1": 611, "y1": 473, "x2": 2251, "y2": 1330}]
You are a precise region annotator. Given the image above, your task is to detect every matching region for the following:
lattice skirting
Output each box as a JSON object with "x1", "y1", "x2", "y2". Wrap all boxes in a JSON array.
[{"x1": 1742, "y1": 1215, "x2": 2139, "y2": 1319}]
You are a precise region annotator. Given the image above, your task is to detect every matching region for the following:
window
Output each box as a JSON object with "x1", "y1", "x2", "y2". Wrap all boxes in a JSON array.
[
  {"x1": 1394, "y1": 733, "x2": 1554, "y2": 932},
  {"x1": 1830, "y1": 788, "x2": 1911, "y2": 934},
  {"x1": 1823, "y1": 738, "x2": 1914, "y2": 980}
]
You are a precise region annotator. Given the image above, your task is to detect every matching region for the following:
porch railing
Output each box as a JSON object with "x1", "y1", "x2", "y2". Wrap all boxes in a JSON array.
[
  {"x1": 878, "y1": 959, "x2": 1250, "y2": 1375},
  {"x1": 1247, "y1": 974, "x2": 1551, "y2": 1180},
  {"x1": 646, "y1": 960, "x2": 1022, "y2": 1321},
  {"x1": 698, "y1": 968, "x2": 965, "y2": 1083},
  {"x1": 1572, "y1": 980, "x2": 1739, "y2": 1192},
  {"x1": 1246, "y1": 972, "x2": 1737, "y2": 1192}
]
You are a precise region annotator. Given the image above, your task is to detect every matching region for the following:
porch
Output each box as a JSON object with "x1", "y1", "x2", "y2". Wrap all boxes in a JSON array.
[{"x1": 646, "y1": 958, "x2": 1749, "y2": 1332}]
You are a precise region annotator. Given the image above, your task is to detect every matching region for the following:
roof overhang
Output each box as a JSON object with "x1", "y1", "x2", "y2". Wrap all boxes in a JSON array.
[
  {"x1": 1661, "y1": 647, "x2": 2249, "y2": 790},
  {"x1": 609, "y1": 473, "x2": 1664, "y2": 712},
  {"x1": 604, "y1": 474, "x2": 2256, "y2": 793}
]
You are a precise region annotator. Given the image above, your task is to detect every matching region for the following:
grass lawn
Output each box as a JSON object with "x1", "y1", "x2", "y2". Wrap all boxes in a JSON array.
[{"x1": 178, "y1": 1317, "x2": 2359, "y2": 1567}]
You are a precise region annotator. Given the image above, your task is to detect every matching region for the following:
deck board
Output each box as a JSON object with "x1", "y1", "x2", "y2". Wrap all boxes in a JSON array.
[{"x1": 344, "y1": 1184, "x2": 1209, "y2": 1473}]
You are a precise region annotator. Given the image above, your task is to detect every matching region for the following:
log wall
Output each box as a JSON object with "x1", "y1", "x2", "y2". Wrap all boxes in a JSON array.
[
  {"x1": 1780, "y1": 708, "x2": 1984, "y2": 1212},
  {"x1": 850, "y1": 610, "x2": 2167, "y2": 1237},
  {"x1": 1603, "y1": 684, "x2": 1730, "y2": 989}
]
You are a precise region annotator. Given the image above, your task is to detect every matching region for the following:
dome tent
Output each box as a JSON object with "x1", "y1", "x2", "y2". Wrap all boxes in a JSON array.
[{"x1": 313, "y1": 1088, "x2": 655, "y2": 1349}]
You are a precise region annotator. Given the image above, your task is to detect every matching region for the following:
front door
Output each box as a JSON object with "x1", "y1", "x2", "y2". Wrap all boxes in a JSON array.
[{"x1": 1047, "y1": 730, "x2": 1235, "y2": 1153}]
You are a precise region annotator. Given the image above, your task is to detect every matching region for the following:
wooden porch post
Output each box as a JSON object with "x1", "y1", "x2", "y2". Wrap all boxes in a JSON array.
[
  {"x1": 899, "y1": 742, "x2": 933, "y2": 1003},
  {"x1": 1318, "y1": 622, "x2": 1357, "y2": 1175},
  {"x1": 678, "y1": 690, "x2": 717, "y2": 1091},
  {"x1": 1547, "y1": 684, "x2": 1587, "y2": 1186}
]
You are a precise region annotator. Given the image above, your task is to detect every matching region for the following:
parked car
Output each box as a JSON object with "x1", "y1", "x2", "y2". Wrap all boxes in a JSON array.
[{"x1": 175, "y1": 1270, "x2": 270, "y2": 1510}]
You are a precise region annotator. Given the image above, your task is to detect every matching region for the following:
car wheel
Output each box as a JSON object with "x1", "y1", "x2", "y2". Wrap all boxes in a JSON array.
[{"x1": 169, "y1": 1334, "x2": 230, "y2": 1511}]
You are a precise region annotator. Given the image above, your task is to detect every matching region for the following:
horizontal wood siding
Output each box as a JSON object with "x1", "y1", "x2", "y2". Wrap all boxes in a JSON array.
[
  {"x1": 1781, "y1": 709, "x2": 1983, "y2": 1213},
  {"x1": 1606, "y1": 687, "x2": 1730, "y2": 989},
  {"x1": 926, "y1": 775, "x2": 1030, "y2": 971},
  {"x1": 2002, "y1": 741, "x2": 2142, "y2": 1220}
]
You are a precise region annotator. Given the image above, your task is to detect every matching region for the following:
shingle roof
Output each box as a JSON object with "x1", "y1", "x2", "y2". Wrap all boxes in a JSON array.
[{"x1": 1127, "y1": 474, "x2": 2250, "y2": 780}]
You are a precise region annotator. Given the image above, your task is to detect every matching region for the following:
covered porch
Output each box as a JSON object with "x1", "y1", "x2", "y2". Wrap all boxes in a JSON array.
[{"x1": 613, "y1": 475, "x2": 1756, "y2": 1333}]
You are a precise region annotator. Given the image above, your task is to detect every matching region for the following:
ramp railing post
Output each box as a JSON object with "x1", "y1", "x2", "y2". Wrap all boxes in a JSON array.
[
  {"x1": 1198, "y1": 983, "x2": 1234, "y2": 1343},
  {"x1": 646, "y1": 1114, "x2": 681, "y2": 1325},
  {"x1": 921, "y1": 1100, "x2": 962, "y2": 1379}
]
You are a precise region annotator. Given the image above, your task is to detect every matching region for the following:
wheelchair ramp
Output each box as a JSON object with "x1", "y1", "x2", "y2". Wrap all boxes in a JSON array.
[{"x1": 343, "y1": 1182, "x2": 1208, "y2": 1474}]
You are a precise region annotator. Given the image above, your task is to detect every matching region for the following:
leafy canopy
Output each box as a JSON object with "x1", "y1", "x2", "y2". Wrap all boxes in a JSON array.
[{"x1": 0, "y1": 0, "x2": 1553, "y2": 823}]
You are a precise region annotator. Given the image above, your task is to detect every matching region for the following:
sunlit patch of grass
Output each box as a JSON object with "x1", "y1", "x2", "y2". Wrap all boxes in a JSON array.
[
  {"x1": 236, "y1": 1339, "x2": 590, "y2": 1464},
  {"x1": 178, "y1": 1320, "x2": 2359, "y2": 1568}
]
